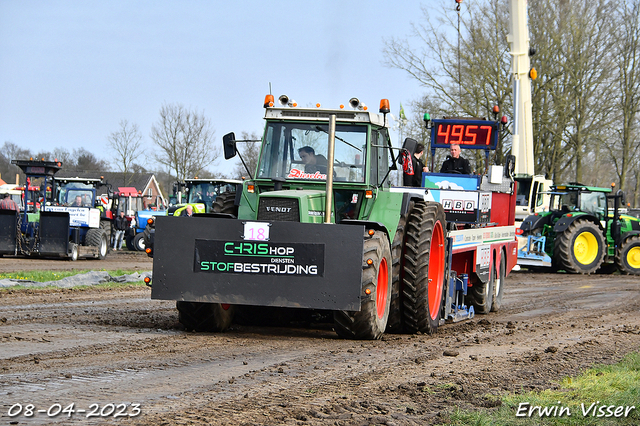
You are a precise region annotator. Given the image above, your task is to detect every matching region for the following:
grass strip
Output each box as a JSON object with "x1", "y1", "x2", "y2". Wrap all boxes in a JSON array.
[{"x1": 442, "y1": 352, "x2": 640, "y2": 425}]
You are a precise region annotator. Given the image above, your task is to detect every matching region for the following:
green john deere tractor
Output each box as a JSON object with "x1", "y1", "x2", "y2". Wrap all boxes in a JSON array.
[{"x1": 519, "y1": 183, "x2": 640, "y2": 274}]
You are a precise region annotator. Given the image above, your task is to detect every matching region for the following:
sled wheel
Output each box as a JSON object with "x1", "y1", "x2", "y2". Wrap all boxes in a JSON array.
[
  {"x1": 333, "y1": 230, "x2": 392, "y2": 340},
  {"x1": 86, "y1": 228, "x2": 108, "y2": 259},
  {"x1": 176, "y1": 301, "x2": 235, "y2": 332},
  {"x1": 491, "y1": 249, "x2": 506, "y2": 312},
  {"x1": 68, "y1": 243, "x2": 78, "y2": 261}
]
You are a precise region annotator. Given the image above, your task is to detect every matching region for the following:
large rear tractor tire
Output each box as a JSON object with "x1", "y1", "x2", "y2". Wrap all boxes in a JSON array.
[
  {"x1": 402, "y1": 202, "x2": 447, "y2": 334},
  {"x1": 490, "y1": 250, "x2": 506, "y2": 312},
  {"x1": 176, "y1": 301, "x2": 235, "y2": 332},
  {"x1": 554, "y1": 220, "x2": 605, "y2": 274},
  {"x1": 85, "y1": 228, "x2": 108, "y2": 260},
  {"x1": 212, "y1": 192, "x2": 238, "y2": 216},
  {"x1": 616, "y1": 235, "x2": 640, "y2": 275},
  {"x1": 386, "y1": 212, "x2": 408, "y2": 333},
  {"x1": 333, "y1": 230, "x2": 392, "y2": 340}
]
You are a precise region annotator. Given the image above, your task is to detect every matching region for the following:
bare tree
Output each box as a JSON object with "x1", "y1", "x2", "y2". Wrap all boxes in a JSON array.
[
  {"x1": 72, "y1": 148, "x2": 108, "y2": 172},
  {"x1": 385, "y1": 0, "x2": 622, "y2": 187},
  {"x1": 606, "y1": 0, "x2": 640, "y2": 191},
  {"x1": 233, "y1": 132, "x2": 261, "y2": 179},
  {"x1": 150, "y1": 103, "x2": 218, "y2": 182},
  {"x1": 107, "y1": 120, "x2": 143, "y2": 186},
  {"x1": 0, "y1": 142, "x2": 31, "y2": 184}
]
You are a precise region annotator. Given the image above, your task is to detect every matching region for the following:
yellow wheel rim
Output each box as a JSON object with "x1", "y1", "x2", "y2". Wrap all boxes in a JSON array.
[
  {"x1": 573, "y1": 231, "x2": 598, "y2": 265},
  {"x1": 627, "y1": 246, "x2": 640, "y2": 269}
]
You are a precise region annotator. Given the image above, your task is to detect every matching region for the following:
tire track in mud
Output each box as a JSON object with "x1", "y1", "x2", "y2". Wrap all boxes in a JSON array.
[{"x1": 0, "y1": 273, "x2": 638, "y2": 425}]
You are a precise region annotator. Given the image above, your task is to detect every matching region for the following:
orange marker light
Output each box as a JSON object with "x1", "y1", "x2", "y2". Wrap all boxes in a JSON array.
[
  {"x1": 145, "y1": 248, "x2": 152, "y2": 254},
  {"x1": 365, "y1": 288, "x2": 372, "y2": 295},
  {"x1": 340, "y1": 104, "x2": 345, "y2": 109},
  {"x1": 379, "y1": 99, "x2": 390, "y2": 114},
  {"x1": 247, "y1": 183, "x2": 255, "y2": 193},
  {"x1": 147, "y1": 218, "x2": 154, "y2": 225},
  {"x1": 493, "y1": 105, "x2": 500, "y2": 114},
  {"x1": 366, "y1": 259, "x2": 373, "y2": 265},
  {"x1": 368, "y1": 229, "x2": 375, "y2": 236},
  {"x1": 316, "y1": 103, "x2": 321, "y2": 108},
  {"x1": 264, "y1": 94, "x2": 274, "y2": 108},
  {"x1": 144, "y1": 277, "x2": 151, "y2": 284},
  {"x1": 365, "y1": 190, "x2": 373, "y2": 199}
]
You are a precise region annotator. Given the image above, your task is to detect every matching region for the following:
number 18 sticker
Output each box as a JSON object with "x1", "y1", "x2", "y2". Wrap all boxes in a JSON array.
[{"x1": 243, "y1": 222, "x2": 271, "y2": 241}]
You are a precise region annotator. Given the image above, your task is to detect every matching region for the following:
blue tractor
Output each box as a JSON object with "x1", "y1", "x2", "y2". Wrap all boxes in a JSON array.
[{"x1": 0, "y1": 160, "x2": 109, "y2": 260}]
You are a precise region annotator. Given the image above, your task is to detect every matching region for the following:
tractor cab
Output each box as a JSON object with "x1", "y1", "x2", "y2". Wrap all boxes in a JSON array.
[
  {"x1": 54, "y1": 178, "x2": 102, "y2": 207},
  {"x1": 548, "y1": 185, "x2": 609, "y2": 221},
  {"x1": 222, "y1": 95, "x2": 396, "y2": 225}
]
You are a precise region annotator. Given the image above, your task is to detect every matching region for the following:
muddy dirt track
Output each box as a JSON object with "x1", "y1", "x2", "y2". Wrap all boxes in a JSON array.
[{"x1": 0, "y1": 253, "x2": 639, "y2": 425}]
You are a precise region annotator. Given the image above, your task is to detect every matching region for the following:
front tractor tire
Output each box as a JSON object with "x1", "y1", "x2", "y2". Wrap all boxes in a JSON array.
[
  {"x1": 402, "y1": 202, "x2": 447, "y2": 334},
  {"x1": 133, "y1": 233, "x2": 146, "y2": 251},
  {"x1": 616, "y1": 235, "x2": 640, "y2": 275},
  {"x1": 554, "y1": 220, "x2": 605, "y2": 274},
  {"x1": 176, "y1": 301, "x2": 235, "y2": 332},
  {"x1": 333, "y1": 230, "x2": 392, "y2": 340}
]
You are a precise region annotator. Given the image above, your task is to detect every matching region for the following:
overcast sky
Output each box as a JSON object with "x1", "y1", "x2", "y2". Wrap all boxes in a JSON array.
[{"x1": 0, "y1": 0, "x2": 433, "y2": 176}]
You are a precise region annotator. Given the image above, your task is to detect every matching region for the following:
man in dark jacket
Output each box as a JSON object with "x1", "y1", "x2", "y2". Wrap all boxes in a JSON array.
[
  {"x1": 403, "y1": 143, "x2": 428, "y2": 187},
  {"x1": 440, "y1": 143, "x2": 472, "y2": 174},
  {"x1": 113, "y1": 211, "x2": 128, "y2": 251}
]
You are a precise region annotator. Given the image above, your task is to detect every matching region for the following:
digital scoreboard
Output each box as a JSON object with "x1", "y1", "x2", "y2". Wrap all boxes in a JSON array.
[{"x1": 430, "y1": 119, "x2": 500, "y2": 150}]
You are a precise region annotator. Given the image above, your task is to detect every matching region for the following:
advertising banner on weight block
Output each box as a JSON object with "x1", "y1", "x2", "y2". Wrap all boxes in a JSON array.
[
  {"x1": 194, "y1": 239, "x2": 325, "y2": 276},
  {"x1": 151, "y1": 217, "x2": 365, "y2": 310}
]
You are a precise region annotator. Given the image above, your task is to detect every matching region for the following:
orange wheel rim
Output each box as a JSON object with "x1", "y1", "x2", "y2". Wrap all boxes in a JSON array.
[
  {"x1": 428, "y1": 221, "x2": 445, "y2": 320},
  {"x1": 376, "y1": 257, "x2": 389, "y2": 319}
]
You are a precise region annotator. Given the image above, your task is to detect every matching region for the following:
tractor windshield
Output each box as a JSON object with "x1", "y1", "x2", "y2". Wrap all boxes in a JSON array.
[
  {"x1": 257, "y1": 122, "x2": 366, "y2": 183},
  {"x1": 579, "y1": 191, "x2": 607, "y2": 219},
  {"x1": 550, "y1": 191, "x2": 579, "y2": 213},
  {"x1": 187, "y1": 182, "x2": 236, "y2": 206},
  {"x1": 57, "y1": 182, "x2": 95, "y2": 206}
]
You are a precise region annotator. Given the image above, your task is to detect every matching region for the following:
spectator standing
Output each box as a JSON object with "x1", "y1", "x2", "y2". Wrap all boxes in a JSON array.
[
  {"x1": 403, "y1": 143, "x2": 429, "y2": 187},
  {"x1": 0, "y1": 194, "x2": 18, "y2": 210},
  {"x1": 113, "y1": 211, "x2": 128, "y2": 251}
]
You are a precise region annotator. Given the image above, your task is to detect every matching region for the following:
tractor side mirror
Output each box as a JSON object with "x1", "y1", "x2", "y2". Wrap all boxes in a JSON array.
[{"x1": 223, "y1": 132, "x2": 237, "y2": 160}]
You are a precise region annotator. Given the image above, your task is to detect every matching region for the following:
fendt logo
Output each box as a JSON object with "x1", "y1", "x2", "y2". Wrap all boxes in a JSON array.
[{"x1": 265, "y1": 206, "x2": 292, "y2": 213}]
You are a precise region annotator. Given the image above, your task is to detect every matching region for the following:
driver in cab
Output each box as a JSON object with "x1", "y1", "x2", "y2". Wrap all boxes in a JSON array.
[
  {"x1": 440, "y1": 143, "x2": 471, "y2": 174},
  {"x1": 298, "y1": 146, "x2": 327, "y2": 174}
]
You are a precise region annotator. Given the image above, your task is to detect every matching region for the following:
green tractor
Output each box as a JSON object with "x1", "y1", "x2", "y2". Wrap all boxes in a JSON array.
[{"x1": 519, "y1": 183, "x2": 640, "y2": 274}]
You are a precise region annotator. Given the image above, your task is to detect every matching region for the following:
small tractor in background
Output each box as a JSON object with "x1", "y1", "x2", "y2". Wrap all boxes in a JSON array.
[
  {"x1": 0, "y1": 160, "x2": 109, "y2": 260},
  {"x1": 144, "y1": 94, "x2": 518, "y2": 340},
  {"x1": 142, "y1": 178, "x2": 241, "y2": 253},
  {"x1": 167, "y1": 178, "x2": 242, "y2": 216},
  {"x1": 518, "y1": 183, "x2": 640, "y2": 274}
]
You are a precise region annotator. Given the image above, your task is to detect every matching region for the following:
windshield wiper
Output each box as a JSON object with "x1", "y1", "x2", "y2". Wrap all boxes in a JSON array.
[{"x1": 314, "y1": 126, "x2": 361, "y2": 152}]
